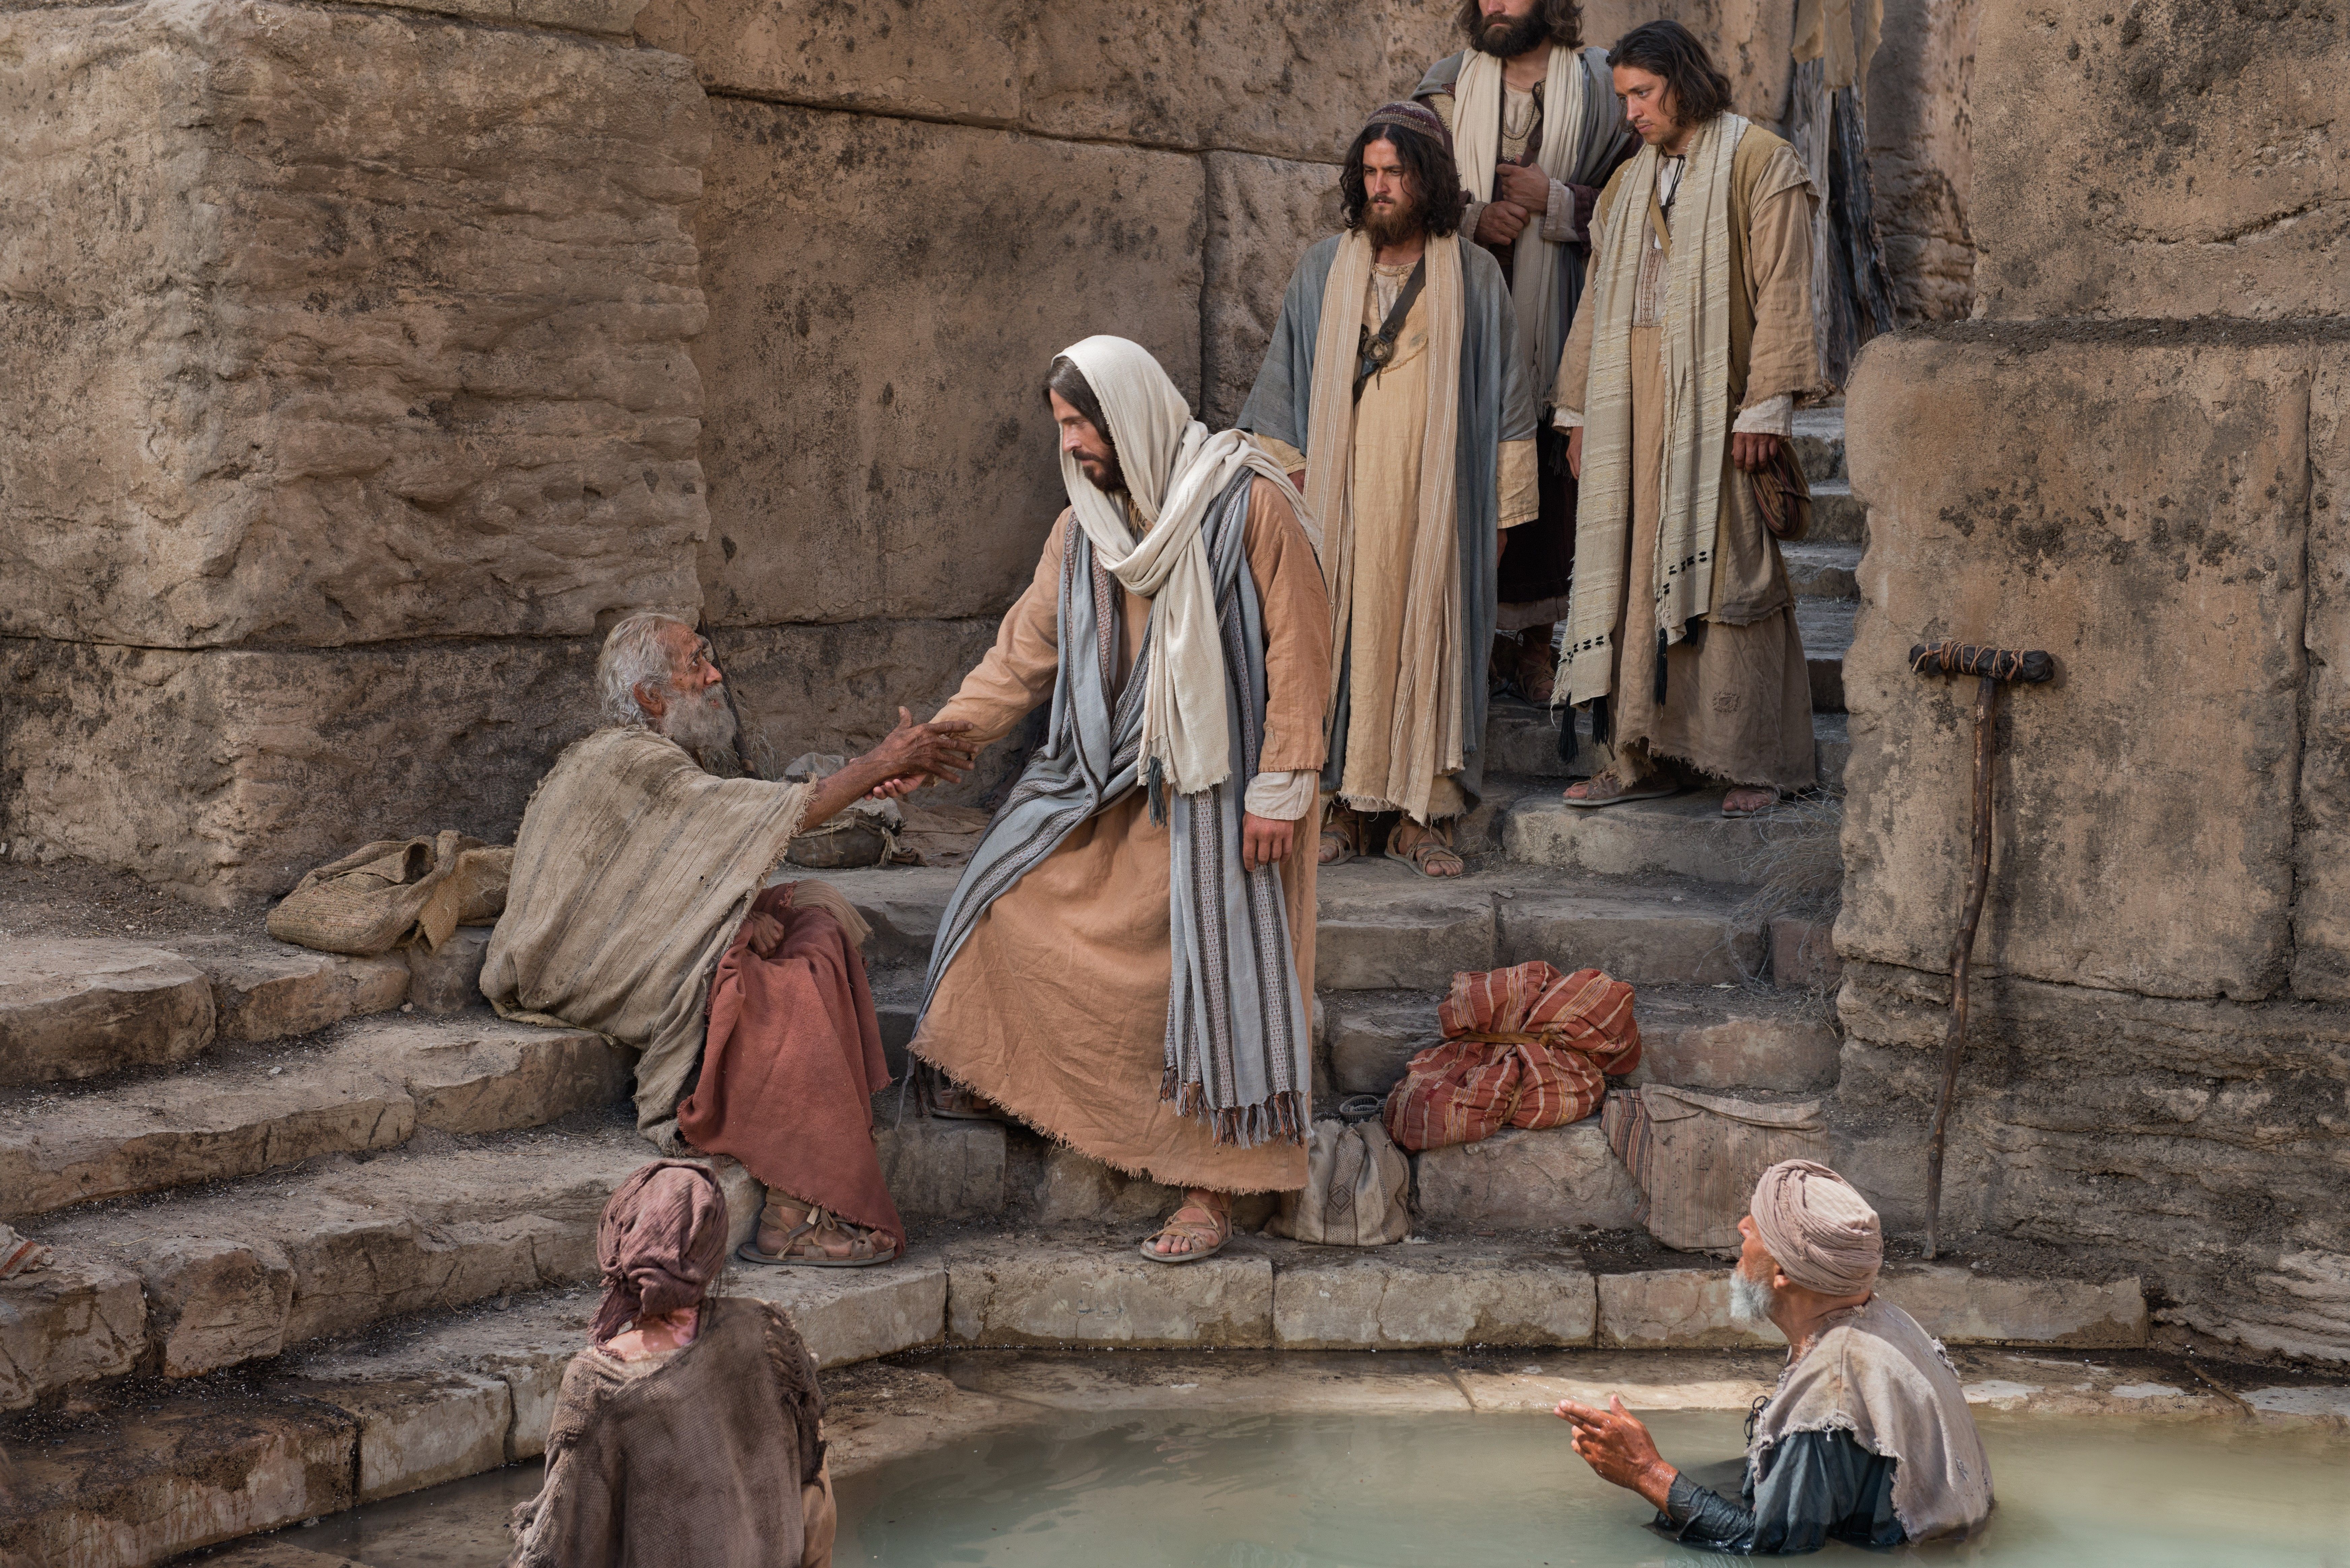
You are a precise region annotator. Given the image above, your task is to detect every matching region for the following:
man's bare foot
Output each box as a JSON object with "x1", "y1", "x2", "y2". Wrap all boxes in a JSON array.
[
  {"x1": 1387, "y1": 820, "x2": 1463, "y2": 878},
  {"x1": 1722, "y1": 786, "x2": 1776, "y2": 817},
  {"x1": 1146, "y1": 1190, "x2": 1232, "y2": 1261}
]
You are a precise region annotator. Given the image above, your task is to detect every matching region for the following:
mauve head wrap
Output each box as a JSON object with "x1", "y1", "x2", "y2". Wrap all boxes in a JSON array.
[
  {"x1": 1749, "y1": 1159, "x2": 1883, "y2": 1296},
  {"x1": 1360, "y1": 99, "x2": 1453, "y2": 156},
  {"x1": 589, "y1": 1159, "x2": 730, "y2": 1344}
]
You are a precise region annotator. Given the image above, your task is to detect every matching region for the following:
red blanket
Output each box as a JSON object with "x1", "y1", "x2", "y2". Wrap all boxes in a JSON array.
[
  {"x1": 677, "y1": 885, "x2": 904, "y2": 1249},
  {"x1": 1383, "y1": 963, "x2": 1642, "y2": 1153}
]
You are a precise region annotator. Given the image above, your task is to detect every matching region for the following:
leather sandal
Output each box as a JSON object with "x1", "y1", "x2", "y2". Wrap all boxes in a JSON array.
[
  {"x1": 1141, "y1": 1200, "x2": 1231, "y2": 1264},
  {"x1": 738, "y1": 1197, "x2": 900, "y2": 1269},
  {"x1": 1561, "y1": 772, "x2": 1682, "y2": 809},
  {"x1": 1385, "y1": 822, "x2": 1463, "y2": 879}
]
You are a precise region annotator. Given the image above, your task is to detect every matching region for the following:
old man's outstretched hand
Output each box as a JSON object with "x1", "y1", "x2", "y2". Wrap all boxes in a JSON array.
[{"x1": 1556, "y1": 1395, "x2": 1679, "y2": 1510}]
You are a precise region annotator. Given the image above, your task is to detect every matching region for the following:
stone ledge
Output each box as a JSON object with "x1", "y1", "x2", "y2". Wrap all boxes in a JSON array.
[
  {"x1": 943, "y1": 1238, "x2": 1274, "y2": 1348},
  {"x1": 168, "y1": 937, "x2": 412, "y2": 1047},
  {"x1": 1502, "y1": 793, "x2": 1842, "y2": 889},
  {"x1": 1414, "y1": 1122, "x2": 1645, "y2": 1234},
  {"x1": 0, "y1": 938, "x2": 217, "y2": 1088},
  {"x1": 0, "y1": 1248, "x2": 146, "y2": 1411},
  {"x1": 1270, "y1": 1244, "x2": 1595, "y2": 1350},
  {"x1": 1596, "y1": 1265, "x2": 2150, "y2": 1351},
  {"x1": 0, "y1": 1393, "x2": 358, "y2": 1568},
  {"x1": 0, "y1": 1016, "x2": 630, "y2": 1222},
  {"x1": 733, "y1": 1249, "x2": 951, "y2": 1370}
]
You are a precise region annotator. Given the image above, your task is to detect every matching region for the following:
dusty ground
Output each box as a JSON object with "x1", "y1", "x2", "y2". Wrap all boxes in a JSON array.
[{"x1": 0, "y1": 853, "x2": 260, "y2": 944}]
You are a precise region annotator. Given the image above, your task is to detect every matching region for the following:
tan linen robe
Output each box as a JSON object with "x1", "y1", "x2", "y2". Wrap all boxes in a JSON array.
[
  {"x1": 1258, "y1": 279, "x2": 1538, "y2": 821},
  {"x1": 1555, "y1": 130, "x2": 1818, "y2": 791},
  {"x1": 913, "y1": 480, "x2": 1328, "y2": 1193}
]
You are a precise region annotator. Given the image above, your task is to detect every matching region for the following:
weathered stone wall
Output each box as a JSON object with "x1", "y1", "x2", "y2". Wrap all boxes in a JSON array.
[
  {"x1": 1, "y1": 0, "x2": 1964, "y2": 900},
  {"x1": 0, "y1": 0, "x2": 709, "y2": 900},
  {"x1": 1866, "y1": 0, "x2": 1980, "y2": 320},
  {"x1": 1838, "y1": 0, "x2": 2350, "y2": 1360},
  {"x1": 644, "y1": 0, "x2": 1463, "y2": 777}
]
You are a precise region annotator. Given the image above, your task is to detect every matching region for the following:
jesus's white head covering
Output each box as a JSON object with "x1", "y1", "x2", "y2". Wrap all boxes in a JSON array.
[{"x1": 1052, "y1": 336, "x2": 1316, "y2": 797}]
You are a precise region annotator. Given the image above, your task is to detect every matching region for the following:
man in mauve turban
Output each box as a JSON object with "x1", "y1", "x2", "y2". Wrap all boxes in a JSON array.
[
  {"x1": 1557, "y1": 1159, "x2": 1994, "y2": 1553},
  {"x1": 507, "y1": 1162, "x2": 836, "y2": 1568}
]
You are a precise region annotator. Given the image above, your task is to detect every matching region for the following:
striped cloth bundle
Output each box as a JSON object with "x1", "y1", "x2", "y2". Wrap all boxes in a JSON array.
[{"x1": 1383, "y1": 962, "x2": 1642, "y2": 1152}]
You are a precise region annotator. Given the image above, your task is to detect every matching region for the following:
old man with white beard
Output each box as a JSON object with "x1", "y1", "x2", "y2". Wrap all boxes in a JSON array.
[
  {"x1": 484, "y1": 613, "x2": 977, "y2": 1269},
  {"x1": 1558, "y1": 1160, "x2": 1994, "y2": 1552}
]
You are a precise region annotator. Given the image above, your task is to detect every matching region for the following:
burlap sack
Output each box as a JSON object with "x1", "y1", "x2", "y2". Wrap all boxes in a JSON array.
[
  {"x1": 266, "y1": 830, "x2": 512, "y2": 956},
  {"x1": 1269, "y1": 1116, "x2": 1411, "y2": 1247},
  {"x1": 1603, "y1": 1085, "x2": 1829, "y2": 1251}
]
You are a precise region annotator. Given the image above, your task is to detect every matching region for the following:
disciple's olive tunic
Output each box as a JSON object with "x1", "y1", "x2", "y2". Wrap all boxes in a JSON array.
[{"x1": 911, "y1": 480, "x2": 1328, "y2": 1193}]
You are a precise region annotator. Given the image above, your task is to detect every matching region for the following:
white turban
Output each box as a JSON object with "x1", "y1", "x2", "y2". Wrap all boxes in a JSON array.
[
  {"x1": 1054, "y1": 336, "x2": 1316, "y2": 797},
  {"x1": 1750, "y1": 1158, "x2": 1883, "y2": 1296}
]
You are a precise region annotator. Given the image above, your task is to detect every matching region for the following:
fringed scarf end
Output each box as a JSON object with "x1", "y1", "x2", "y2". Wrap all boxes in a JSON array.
[{"x1": 1146, "y1": 755, "x2": 1168, "y2": 826}]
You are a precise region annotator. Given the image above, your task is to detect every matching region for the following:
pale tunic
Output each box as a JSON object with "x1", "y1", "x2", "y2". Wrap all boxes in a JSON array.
[
  {"x1": 1259, "y1": 276, "x2": 1538, "y2": 821},
  {"x1": 1555, "y1": 136, "x2": 1818, "y2": 791},
  {"x1": 912, "y1": 481, "x2": 1328, "y2": 1193}
]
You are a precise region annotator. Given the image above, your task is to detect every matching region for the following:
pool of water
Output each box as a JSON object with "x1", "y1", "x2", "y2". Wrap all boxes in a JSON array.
[{"x1": 836, "y1": 1410, "x2": 2350, "y2": 1566}]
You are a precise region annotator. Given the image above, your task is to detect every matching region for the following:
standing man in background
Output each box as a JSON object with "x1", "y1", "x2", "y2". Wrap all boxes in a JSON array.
[
  {"x1": 1240, "y1": 103, "x2": 1536, "y2": 879},
  {"x1": 1418, "y1": 0, "x2": 1636, "y2": 704},
  {"x1": 1552, "y1": 21, "x2": 1818, "y2": 817}
]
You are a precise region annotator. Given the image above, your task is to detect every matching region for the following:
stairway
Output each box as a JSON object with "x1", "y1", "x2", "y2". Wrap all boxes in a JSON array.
[{"x1": 0, "y1": 411, "x2": 2134, "y2": 1568}]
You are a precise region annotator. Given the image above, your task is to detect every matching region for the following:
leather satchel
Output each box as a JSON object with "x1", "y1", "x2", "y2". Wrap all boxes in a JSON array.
[{"x1": 1750, "y1": 438, "x2": 1813, "y2": 541}]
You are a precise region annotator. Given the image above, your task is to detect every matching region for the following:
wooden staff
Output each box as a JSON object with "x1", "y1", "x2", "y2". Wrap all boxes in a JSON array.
[{"x1": 1907, "y1": 640, "x2": 2054, "y2": 1259}]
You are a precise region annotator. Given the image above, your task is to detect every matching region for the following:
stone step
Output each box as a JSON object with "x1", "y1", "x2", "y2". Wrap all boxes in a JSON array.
[
  {"x1": 0, "y1": 1014, "x2": 632, "y2": 1225},
  {"x1": 1326, "y1": 983, "x2": 1840, "y2": 1101},
  {"x1": 803, "y1": 862, "x2": 1767, "y2": 994},
  {"x1": 1502, "y1": 789, "x2": 1841, "y2": 890},
  {"x1": 1799, "y1": 595, "x2": 1857, "y2": 713},
  {"x1": 1, "y1": 939, "x2": 218, "y2": 1088},
  {"x1": 1315, "y1": 863, "x2": 1762, "y2": 990},
  {"x1": 1807, "y1": 477, "x2": 1865, "y2": 545},
  {"x1": 1487, "y1": 699, "x2": 1852, "y2": 791},
  {"x1": 1789, "y1": 405, "x2": 1845, "y2": 483},
  {"x1": 1, "y1": 928, "x2": 443, "y2": 1089},
  {"x1": 15, "y1": 1128, "x2": 759, "y2": 1390},
  {"x1": 1782, "y1": 540, "x2": 1862, "y2": 599}
]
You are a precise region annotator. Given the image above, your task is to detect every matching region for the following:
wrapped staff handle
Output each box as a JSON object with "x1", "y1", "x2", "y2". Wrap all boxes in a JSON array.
[{"x1": 1909, "y1": 641, "x2": 2054, "y2": 685}]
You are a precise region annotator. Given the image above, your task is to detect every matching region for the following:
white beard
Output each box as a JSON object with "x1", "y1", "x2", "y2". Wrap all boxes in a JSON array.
[
  {"x1": 1729, "y1": 1268, "x2": 1778, "y2": 1330},
  {"x1": 658, "y1": 684, "x2": 740, "y2": 763}
]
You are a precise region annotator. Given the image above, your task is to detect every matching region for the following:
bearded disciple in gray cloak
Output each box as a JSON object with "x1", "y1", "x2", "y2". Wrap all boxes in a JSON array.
[
  {"x1": 1239, "y1": 103, "x2": 1537, "y2": 872},
  {"x1": 910, "y1": 336, "x2": 1331, "y2": 1259}
]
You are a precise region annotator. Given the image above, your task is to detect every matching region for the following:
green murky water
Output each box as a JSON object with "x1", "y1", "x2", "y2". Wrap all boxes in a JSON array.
[{"x1": 835, "y1": 1411, "x2": 2350, "y2": 1567}]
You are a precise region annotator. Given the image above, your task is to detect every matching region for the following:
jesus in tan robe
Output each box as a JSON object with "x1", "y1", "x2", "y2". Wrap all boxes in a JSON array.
[
  {"x1": 1553, "y1": 23, "x2": 1819, "y2": 815},
  {"x1": 897, "y1": 338, "x2": 1330, "y2": 1262}
]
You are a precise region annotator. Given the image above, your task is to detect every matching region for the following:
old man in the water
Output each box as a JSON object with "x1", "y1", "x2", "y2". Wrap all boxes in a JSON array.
[{"x1": 1558, "y1": 1160, "x2": 1994, "y2": 1551}]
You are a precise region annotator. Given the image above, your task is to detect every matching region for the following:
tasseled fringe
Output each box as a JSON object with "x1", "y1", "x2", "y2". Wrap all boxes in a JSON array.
[
  {"x1": 1146, "y1": 756, "x2": 1168, "y2": 826},
  {"x1": 1653, "y1": 628, "x2": 1670, "y2": 705},
  {"x1": 1588, "y1": 696, "x2": 1612, "y2": 747},
  {"x1": 1159, "y1": 1068, "x2": 1308, "y2": 1148}
]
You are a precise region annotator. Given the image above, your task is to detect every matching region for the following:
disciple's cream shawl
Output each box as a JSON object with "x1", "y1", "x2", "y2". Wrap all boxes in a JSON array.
[
  {"x1": 1559, "y1": 114, "x2": 1748, "y2": 709},
  {"x1": 1058, "y1": 335, "x2": 1317, "y2": 799},
  {"x1": 1300, "y1": 232, "x2": 1468, "y2": 823},
  {"x1": 1450, "y1": 44, "x2": 1586, "y2": 389},
  {"x1": 482, "y1": 727, "x2": 810, "y2": 1141}
]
